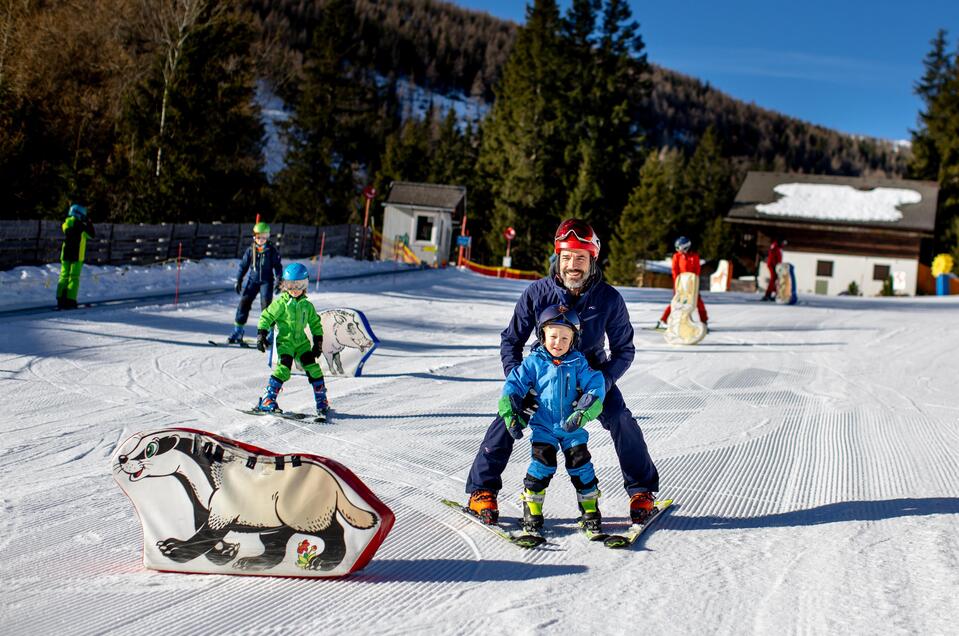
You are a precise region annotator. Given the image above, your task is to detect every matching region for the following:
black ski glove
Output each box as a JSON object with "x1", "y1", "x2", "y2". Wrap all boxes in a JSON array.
[
  {"x1": 312, "y1": 335, "x2": 323, "y2": 357},
  {"x1": 274, "y1": 281, "x2": 282, "y2": 294},
  {"x1": 256, "y1": 329, "x2": 269, "y2": 352},
  {"x1": 235, "y1": 279, "x2": 242, "y2": 295}
]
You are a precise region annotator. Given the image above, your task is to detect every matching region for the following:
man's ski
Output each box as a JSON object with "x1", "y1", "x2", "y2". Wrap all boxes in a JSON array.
[
  {"x1": 209, "y1": 340, "x2": 251, "y2": 348},
  {"x1": 602, "y1": 499, "x2": 673, "y2": 549},
  {"x1": 237, "y1": 407, "x2": 331, "y2": 424},
  {"x1": 440, "y1": 499, "x2": 546, "y2": 548}
]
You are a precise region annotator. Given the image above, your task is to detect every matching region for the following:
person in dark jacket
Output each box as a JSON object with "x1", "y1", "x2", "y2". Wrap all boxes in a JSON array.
[
  {"x1": 57, "y1": 204, "x2": 96, "y2": 310},
  {"x1": 466, "y1": 219, "x2": 660, "y2": 526},
  {"x1": 228, "y1": 221, "x2": 283, "y2": 344}
]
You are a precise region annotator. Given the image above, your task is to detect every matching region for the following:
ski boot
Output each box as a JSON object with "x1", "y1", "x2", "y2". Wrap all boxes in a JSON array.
[
  {"x1": 520, "y1": 488, "x2": 546, "y2": 532},
  {"x1": 228, "y1": 324, "x2": 245, "y2": 344},
  {"x1": 310, "y1": 376, "x2": 329, "y2": 418},
  {"x1": 577, "y1": 488, "x2": 602, "y2": 534},
  {"x1": 629, "y1": 491, "x2": 655, "y2": 525},
  {"x1": 254, "y1": 376, "x2": 283, "y2": 412},
  {"x1": 655, "y1": 320, "x2": 667, "y2": 331},
  {"x1": 468, "y1": 489, "x2": 499, "y2": 524}
]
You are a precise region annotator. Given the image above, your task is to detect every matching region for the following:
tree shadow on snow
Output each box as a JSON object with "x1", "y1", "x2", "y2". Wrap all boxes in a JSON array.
[
  {"x1": 353, "y1": 558, "x2": 587, "y2": 583},
  {"x1": 671, "y1": 497, "x2": 959, "y2": 531}
]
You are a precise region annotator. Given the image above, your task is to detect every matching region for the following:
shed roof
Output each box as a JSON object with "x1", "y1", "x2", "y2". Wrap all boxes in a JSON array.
[
  {"x1": 727, "y1": 171, "x2": 939, "y2": 234},
  {"x1": 385, "y1": 182, "x2": 466, "y2": 212}
]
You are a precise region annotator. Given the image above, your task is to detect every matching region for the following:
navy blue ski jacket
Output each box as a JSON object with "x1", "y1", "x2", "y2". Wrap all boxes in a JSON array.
[
  {"x1": 237, "y1": 243, "x2": 283, "y2": 285},
  {"x1": 500, "y1": 264, "x2": 635, "y2": 391}
]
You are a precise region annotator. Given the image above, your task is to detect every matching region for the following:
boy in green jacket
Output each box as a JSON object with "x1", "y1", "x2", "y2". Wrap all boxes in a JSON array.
[
  {"x1": 253, "y1": 263, "x2": 328, "y2": 417},
  {"x1": 57, "y1": 204, "x2": 96, "y2": 310}
]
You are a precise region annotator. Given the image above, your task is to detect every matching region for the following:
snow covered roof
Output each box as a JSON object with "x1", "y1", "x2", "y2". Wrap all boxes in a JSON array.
[
  {"x1": 727, "y1": 172, "x2": 938, "y2": 233},
  {"x1": 385, "y1": 182, "x2": 466, "y2": 213}
]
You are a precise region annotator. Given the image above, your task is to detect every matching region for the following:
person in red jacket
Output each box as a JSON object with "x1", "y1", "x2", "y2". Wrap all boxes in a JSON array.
[
  {"x1": 762, "y1": 238, "x2": 785, "y2": 301},
  {"x1": 656, "y1": 236, "x2": 709, "y2": 329}
]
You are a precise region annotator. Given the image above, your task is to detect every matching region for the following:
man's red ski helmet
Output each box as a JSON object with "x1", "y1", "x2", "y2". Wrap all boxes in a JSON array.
[{"x1": 554, "y1": 219, "x2": 600, "y2": 259}]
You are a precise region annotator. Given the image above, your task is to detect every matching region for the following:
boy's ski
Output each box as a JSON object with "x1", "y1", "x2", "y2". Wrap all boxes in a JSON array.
[
  {"x1": 440, "y1": 499, "x2": 546, "y2": 549},
  {"x1": 237, "y1": 408, "x2": 331, "y2": 424},
  {"x1": 209, "y1": 340, "x2": 251, "y2": 348},
  {"x1": 601, "y1": 499, "x2": 673, "y2": 549}
]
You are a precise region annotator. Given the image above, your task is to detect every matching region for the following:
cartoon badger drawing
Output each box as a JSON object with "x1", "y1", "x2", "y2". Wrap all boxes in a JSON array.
[{"x1": 113, "y1": 429, "x2": 378, "y2": 572}]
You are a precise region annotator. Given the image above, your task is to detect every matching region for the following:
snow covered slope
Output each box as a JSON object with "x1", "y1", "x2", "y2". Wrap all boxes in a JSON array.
[{"x1": 2, "y1": 269, "x2": 957, "y2": 634}]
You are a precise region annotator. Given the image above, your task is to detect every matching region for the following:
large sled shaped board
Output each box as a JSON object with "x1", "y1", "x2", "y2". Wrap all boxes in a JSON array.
[
  {"x1": 775, "y1": 263, "x2": 798, "y2": 305},
  {"x1": 664, "y1": 272, "x2": 706, "y2": 345},
  {"x1": 112, "y1": 427, "x2": 394, "y2": 577},
  {"x1": 268, "y1": 307, "x2": 379, "y2": 377}
]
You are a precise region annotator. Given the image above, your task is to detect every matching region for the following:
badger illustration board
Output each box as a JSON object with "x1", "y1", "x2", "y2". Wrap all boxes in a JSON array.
[
  {"x1": 775, "y1": 263, "x2": 798, "y2": 305},
  {"x1": 269, "y1": 308, "x2": 379, "y2": 377},
  {"x1": 664, "y1": 272, "x2": 706, "y2": 345},
  {"x1": 709, "y1": 259, "x2": 730, "y2": 292},
  {"x1": 112, "y1": 427, "x2": 394, "y2": 578}
]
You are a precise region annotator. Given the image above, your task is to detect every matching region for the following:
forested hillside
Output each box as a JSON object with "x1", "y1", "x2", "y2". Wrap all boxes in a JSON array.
[{"x1": 2, "y1": 0, "x2": 928, "y2": 274}]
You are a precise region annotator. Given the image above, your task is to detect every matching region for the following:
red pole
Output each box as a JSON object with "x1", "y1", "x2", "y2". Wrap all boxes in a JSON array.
[
  {"x1": 315, "y1": 231, "x2": 326, "y2": 291},
  {"x1": 360, "y1": 197, "x2": 372, "y2": 260},
  {"x1": 174, "y1": 241, "x2": 182, "y2": 307}
]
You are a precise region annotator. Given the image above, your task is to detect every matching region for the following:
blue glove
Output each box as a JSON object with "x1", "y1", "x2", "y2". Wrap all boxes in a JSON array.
[{"x1": 563, "y1": 392, "x2": 602, "y2": 433}]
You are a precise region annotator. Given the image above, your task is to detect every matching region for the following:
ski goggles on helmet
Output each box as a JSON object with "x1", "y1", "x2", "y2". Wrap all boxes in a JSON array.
[
  {"x1": 554, "y1": 219, "x2": 600, "y2": 258},
  {"x1": 283, "y1": 278, "x2": 308, "y2": 293}
]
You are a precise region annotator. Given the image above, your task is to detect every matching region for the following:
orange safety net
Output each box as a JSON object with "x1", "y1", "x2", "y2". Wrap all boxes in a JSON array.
[{"x1": 461, "y1": 259, "x2": 541, "y2": 280}]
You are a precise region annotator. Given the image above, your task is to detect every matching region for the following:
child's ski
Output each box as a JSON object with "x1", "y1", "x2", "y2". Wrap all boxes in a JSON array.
[
  {"x1": 440, "y1": 499, "x2": 546, "y2": 548},
  {"x1": 237, "y1": 408, "x2": 331, "y2": 424},
  {"x1": 209, "y1": 340, "x2": 251, "y2": 348},
  {"x1": 601, "y1": 499, "x2": 673, "y2": 549}
]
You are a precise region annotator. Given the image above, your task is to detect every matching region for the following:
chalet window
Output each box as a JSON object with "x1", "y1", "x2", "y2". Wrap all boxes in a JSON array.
[
  {"x1": 414, "y1": 215, "x2": 434, "y2": 242},
  {"x1": 816, "y1": 260, "x2": 834, "y2": 277},
  {"x1": 873, "y1": 264, "x2": 890, "y2": 281}
]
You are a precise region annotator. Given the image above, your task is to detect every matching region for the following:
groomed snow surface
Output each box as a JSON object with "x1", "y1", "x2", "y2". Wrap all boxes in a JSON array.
[{"x1": 2, "y1": 266, "x2": 958, "y2": 635}]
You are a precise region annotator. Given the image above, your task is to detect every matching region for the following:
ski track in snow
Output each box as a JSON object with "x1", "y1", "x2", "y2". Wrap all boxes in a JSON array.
[{"x1": 2, "y1": 270, "x2": 959, "y2": 634}]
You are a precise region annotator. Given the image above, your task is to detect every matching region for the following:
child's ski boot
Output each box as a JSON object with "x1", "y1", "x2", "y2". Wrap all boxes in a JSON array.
[
  {"x1": 521, "y1": 488, "x2": 546, "y2": 532},
  {"x1": 227, "y1": 324, "x2": 245, "y2": 344},
  {"x1": 254, "y1": 376, "x2": 283, "y2": 412},
  {"x1": 577, "y1": 488, "x2": 603, "y2": 535},
  {"x1": 310, "y1": 377, "x2": 329, "y2": 420}
]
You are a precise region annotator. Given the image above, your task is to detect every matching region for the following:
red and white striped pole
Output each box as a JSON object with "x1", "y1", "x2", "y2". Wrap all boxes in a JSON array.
[
  {"x1": 174, "y1": 241, "x2": 182, "y2": 307},
  {"x1": 315, "y1": 232, "x2": 326, "y2": 292}
]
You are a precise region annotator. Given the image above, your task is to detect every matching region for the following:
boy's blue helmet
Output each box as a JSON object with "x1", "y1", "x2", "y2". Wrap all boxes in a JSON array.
[
  {"x1": 68, "y1": 204, "x2": 88, "y2": 219},
  {"x1": 282, "y1": 263, "x2": 309, "y2": 281},
  {"x1": 536, "y1": 304, "x2": 581, "y2": 349},
  {"x1": 675, "y1": 236, "x2": 691, "y2": 252}
]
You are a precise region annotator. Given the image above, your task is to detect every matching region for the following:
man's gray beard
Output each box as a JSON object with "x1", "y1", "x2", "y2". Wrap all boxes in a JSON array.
[{"x1": 562, "y1": 271, "x2": 586, "y2": 289}]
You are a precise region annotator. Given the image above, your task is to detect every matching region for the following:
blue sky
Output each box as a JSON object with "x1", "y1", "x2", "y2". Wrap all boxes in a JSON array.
[{"x1": 452, "y1": 0, "x2": 959, "y2": 141}]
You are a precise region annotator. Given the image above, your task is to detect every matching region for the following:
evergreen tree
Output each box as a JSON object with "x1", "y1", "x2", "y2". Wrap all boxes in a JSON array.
[
  {"x1": 607, "y1": 149, "x2": 684, "y2": 284},
  {"x1": 681, "y1": 126, "x2": 734, "y2": 248},
  {"x1": 908, "y1": 30, "x2": 952, "y2": 181},
  {"x1": 272, "y1": 0, "x2": 383, "y2": 225},
  {"x1": 476, "y1": 0, "x2": 569, "y2": 270},
  {"x1": 116, "y1": 1, "x2": 265, "y2": 222}
]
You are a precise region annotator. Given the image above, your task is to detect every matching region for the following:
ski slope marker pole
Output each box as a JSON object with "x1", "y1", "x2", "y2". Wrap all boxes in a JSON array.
[
  {"x1": 315, "y1": 232, "x2": 325, "y2": 292},
  {"x1": 174, "y1": 241, "x2": 182, "y2": 307}
]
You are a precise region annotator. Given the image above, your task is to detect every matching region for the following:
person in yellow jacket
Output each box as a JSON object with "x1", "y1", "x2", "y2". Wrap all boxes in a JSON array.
[
  {"x1": 252, "y1": 263, "x2": 329, "y2": 417},
  {"x1": 57, "y1": 204, "x2": 96, "y2": 310}
]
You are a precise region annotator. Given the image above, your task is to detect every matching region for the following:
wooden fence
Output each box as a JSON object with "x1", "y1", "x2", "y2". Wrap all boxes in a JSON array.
[{"x1": 0, "y1": 221, "x2": 371, "y2": 270}]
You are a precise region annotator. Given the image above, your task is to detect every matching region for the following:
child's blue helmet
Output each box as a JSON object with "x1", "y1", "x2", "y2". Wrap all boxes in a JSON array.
[
  {"x1": 536, "y1": 304, "x2": 581, "y2": 349},
  {"x1": 282, "y1": 263, "x2": 309, "y2": 281},
  {"x1": 675, "y1": 236, "x2": 691, "y2": 252},
  {"x1": 68, "y1": 204, "x2": 88, "y2": 219}
]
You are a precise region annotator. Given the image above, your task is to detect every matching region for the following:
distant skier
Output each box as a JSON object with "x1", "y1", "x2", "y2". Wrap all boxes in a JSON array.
[
  {"x1": 466, "y1": 218, "x2": 660, "y2": 527},
  {"x1": 229, "y1": 222, "x2": 282, "y2": 344},
  {"x1": 656, "y1": 236, "x2": 709, "y2": 330},
  {"x1": 761, "y1": 238, "x2": 785, "y2": 301},
  {"x1": 252, "y1": 263, "x2": 328, "y2": 417},
  {"x1": 56, "y1": 203, "x2": 96, "y2": 310},
  {"x1": 500, "y1": 304, "x2": 606, "y2": 533}
]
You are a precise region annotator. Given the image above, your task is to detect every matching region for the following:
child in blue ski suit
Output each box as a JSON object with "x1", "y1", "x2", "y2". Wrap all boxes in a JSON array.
[
  {"x1": 229, "y1": 221, "x2": 283, "y2": 344},
  {"x1": 498, "y1": 304, "x2": 606, "y2": 533}
]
